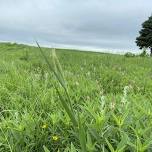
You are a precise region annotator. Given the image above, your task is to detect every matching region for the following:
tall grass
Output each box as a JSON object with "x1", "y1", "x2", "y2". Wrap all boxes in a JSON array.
[
  {"x1": 0, "y1": 42, "x2": 152, "y2": 151},
  {"x1": 37, "y1": 42, "x2": 88, "y2": 151}
]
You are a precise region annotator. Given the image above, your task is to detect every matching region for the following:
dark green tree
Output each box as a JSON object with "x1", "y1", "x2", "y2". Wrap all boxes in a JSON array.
[{"x1": 136, "y1": 15, "x2": 152, "y2": 55}]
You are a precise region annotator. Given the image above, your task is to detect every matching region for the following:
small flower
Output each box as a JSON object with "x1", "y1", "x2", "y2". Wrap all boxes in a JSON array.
[
  {"x1": 100, "y1": 96, "x2": 105, "y2": 109},
  {"x1": 41, "y1": 124, "x2": 48, "y2": 129},
  {"x1": 87, "y1": 71, "x2": 90, "y2": 76},
  {"x1": 75, "y1": 81, "x2": 79, "y2": 86},
  {"x1": 86, "y1": 96, "x2": 90, "y2": 100},
  {"x1": 110, "y1": 101, "x2": 116, "y2": 110},
  {"x1": 52, "y1": 135, "x2": 59, "y2": 141}
]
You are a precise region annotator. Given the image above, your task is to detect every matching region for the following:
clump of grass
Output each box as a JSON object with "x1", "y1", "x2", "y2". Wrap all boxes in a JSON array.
[{"x1": 124, "y1": 52, "x2": 136, "y2": 57}]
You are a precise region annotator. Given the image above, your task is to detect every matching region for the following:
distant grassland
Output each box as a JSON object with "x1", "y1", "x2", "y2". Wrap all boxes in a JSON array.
[{"x1": 0, "y1": 42, "x2": 152, "y2": 152}]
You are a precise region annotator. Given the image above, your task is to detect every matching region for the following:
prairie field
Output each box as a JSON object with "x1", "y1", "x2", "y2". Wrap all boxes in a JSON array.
[{"x1": 0, "y1": 42, "x2": 152, "y2": 152}]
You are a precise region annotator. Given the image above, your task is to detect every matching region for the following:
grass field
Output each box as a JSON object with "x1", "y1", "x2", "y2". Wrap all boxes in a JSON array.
[{"x1": 0, "y1": 42, "x2": 152, "y2": 152}]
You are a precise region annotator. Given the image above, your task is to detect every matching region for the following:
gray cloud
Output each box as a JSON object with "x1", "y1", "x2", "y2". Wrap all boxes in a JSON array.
[{"x1": 0, "y1": 0, "x2": 152, "y2": 52}]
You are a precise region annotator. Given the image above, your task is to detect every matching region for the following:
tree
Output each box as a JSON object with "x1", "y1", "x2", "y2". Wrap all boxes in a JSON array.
[{"x1": 136, "y1": 15, "x2": 152, "y2": 55}]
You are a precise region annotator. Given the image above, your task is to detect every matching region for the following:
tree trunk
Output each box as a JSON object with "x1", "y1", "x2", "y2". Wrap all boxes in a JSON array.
[{"x1": 151, "y1": 48, "x2": 152, "y2": 56}]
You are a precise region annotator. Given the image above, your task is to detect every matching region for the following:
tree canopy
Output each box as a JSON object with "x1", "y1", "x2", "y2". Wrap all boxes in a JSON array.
[{"x1": 136, "y1": 15, "x2": 152, "y2": 53}]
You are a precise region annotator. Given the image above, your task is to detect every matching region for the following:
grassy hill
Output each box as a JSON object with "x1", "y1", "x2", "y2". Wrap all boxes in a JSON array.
[{"x1": 0, "y1": 42, "x2": 152, "y2": 151}]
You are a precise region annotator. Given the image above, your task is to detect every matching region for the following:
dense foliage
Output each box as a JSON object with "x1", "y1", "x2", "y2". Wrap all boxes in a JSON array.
[
  {"x1": 136, "y1": 15, "x2": 152, "y2": 54},
  {"x1": 0, "y1": 43, "x2": 152, "y2": 152}
]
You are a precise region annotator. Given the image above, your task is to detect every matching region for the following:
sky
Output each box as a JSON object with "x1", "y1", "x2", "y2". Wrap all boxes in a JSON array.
[{"x1": 0, "y1": 0, "x2": 152, "y2": 53}]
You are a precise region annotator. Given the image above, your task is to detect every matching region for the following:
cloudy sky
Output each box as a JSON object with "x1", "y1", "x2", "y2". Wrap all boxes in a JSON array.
[{"x1": 0, "y1": 0, "x2": 152, "y2": 53}]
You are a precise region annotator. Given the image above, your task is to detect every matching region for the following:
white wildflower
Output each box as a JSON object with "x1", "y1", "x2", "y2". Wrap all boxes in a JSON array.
[
  {"x1": 75, "y1": 81, "x2": 79, "y2": 86},
  {"x1": 110, "y1": 101, "x2": 116, "y2": 110},
  {"x1": 100, "y1": 95, "x2": 105, "y2": 110},
  {"x1": 87, "y1": 71, "x2": 90, "y2": 76},
  {"x1": 121, "y1": 86, "x2": 130, "y2": 104}
]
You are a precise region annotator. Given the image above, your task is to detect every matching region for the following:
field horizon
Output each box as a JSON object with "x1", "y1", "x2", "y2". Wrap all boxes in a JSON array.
[{"x1": 0, "y1": 41, "x2": 141, "y2": 55}]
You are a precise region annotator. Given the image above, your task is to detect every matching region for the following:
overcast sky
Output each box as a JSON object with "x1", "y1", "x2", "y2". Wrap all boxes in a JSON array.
[{"x1": 0, "y1": 0, "x2": 152, "y2": 53}]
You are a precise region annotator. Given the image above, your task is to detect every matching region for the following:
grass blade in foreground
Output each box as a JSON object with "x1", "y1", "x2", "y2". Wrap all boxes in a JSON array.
[{"x1": 36, "y1": 42, "x2": 77, "y2": 126}]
